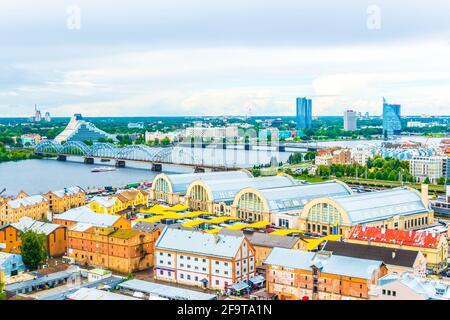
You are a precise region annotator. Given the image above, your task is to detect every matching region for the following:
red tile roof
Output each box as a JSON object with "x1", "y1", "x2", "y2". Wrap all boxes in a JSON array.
[{"x1": 349, "y1": 226, "x2": 442, "y2": 249}]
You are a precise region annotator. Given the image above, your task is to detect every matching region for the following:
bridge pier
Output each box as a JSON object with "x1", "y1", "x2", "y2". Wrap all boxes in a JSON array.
[
  {"x1": 84, "y1": 157, "x2": 95, "y2": 164},
  {"x1": 115, "y1": 160, "x2": 126, "y2": 168},
  {"x1": 194, "y1": 167, "x2": 206, "y2": 173},
  {"x1": 151, "y1": 164, "x2": 162, "y2": 172},
  {"x1": 278, "y1": 145, "x2": 286, "y2": 152},
  {"x1": 57, "y1": 155, "x2": 67, "y2": 161},
  {"x1": 222, "y1": 138, "x2": 227, "y2": 149},
  {"x1": 244, "y1": 143, "x2": 251, "y2": 151}
]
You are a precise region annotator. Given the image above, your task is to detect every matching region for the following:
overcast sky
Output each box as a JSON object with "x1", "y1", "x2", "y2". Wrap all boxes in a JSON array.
[{"x1": 1, "y1": 0, "x2": 450, "y2": 117}]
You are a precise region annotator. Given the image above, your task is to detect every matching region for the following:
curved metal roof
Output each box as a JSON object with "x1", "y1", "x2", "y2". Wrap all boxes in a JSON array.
[
  {"x1": 256, "y1": 181, "x2": 352, "y2": 212},
  {"x1": 332, "y1": 187, "x2": 428, "y2": 224}
]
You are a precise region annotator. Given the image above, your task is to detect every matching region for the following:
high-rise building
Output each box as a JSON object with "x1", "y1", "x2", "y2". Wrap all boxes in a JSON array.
[
  {"x1": 382, "y1": 98, "x2": 402, "y2": 137},
  {"x1": 343, "y1": 110, "x2": 357, "y2": 131},
  {"x1": 44, "y1": 112, "x2": 51, "y2": 122},
  {"x1": 34, "y1": 105, "x2": 42, "y2": 122},
  {"x1": 296, "y1": 97, "x2": 312, "y2": 129}
]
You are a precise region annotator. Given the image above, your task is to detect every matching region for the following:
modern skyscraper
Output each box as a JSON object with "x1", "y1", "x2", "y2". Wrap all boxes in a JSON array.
[
  {"x1": 344, "y1": 110, "x2": 357, "y2": 131},
  {"x1": 382, "y1": 97, "x2": 402, "y2": 137},
  {"x1": 34, "y1": 105, "x2": 42, "y2": 122},
  {"x1": 44, "y1": 112, "x2": 51, "y2": 122},
  {"x1": 296, "y1": 97, "x2": 312, "y2": 129}
]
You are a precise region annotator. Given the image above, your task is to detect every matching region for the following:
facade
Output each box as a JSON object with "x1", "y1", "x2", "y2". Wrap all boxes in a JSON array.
[
  {"x1": 370, "y1": 272, "x2": 450, "y2": 300},
  {"x1": 150, "y1": 170, "x2": 252, "y2": 205},
  {"x1": 315, "y1": 155, "x2": 333, "y2": 166},
  {"x1": 52, "y1": 206, "x2": 131, "y2": 229},
  {"x1": 348, "y1": 226, "x2": 448, "y2": 273},
  {"x1": 343, "y1": 110, "x2": 357, "y2": 131},
  {"x1": 322, "y1": 240, "x2": 427, "y2": 277},
  {"x1": 351, "y1": 147, "x2": 370, "y2": 166},
  {"x1": 409, "y1": 156, "x2": 448, "y2": 183},
  {"x1": 185, "y1": 175, "x2": 296, "y2": 215},
  {"x1": 67, "y1": 223, "x2": 157, "y2": 273},
  {"x1": 0, "y1": 192, "x2": 49, "y2": 224},
  {"x1": 332, "y1": 149, "x2": 352, "y2": 165},
  {"x1": 298, "y1": 187, "x2": 433, "y2": 238},
  {"x1": 296, "y1": 97, "x2": 312, "y2": 130},
  {"x1": 0, "y1": 252, "x2": 26, "y2": 277},
  {"x1": 232, "y1": 181, "x2": 352, "y2": 229},
  {"x1": 45, "y1": 186, "x2": 86, "y2": 214},
  {"x1": 0, "y1": 217, "x2": 67, "y2": 257},
  {"x1": 382, "y1": 97, "x2": 402, "y2": 137},
  {"x1": 185, "y1": 126, "x2": 239, "y2": 140},
  {"x1": 154, "y1": 227, "x2": 256, "y2": 290},
  {"x1": 89, "y1": 189, "x2": 149, "y2": 215},
  {"x1": 54, "y1": 114, "x2": 118, "y2": 143},
  {"x1": 21, "y1": 134, "x2": 42, "y2": 146},
  {"x1": 264, "y1": 248, "x2": 387, "y2": 300}
]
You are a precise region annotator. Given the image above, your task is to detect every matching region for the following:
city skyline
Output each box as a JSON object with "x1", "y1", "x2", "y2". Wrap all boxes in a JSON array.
[{"x1": 1, "y1": 1, "x2": 450, "y2": 117}]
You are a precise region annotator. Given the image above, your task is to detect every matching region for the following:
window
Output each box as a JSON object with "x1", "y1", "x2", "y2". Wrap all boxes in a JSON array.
[
  {"x1": 216, "y1": 280, "x2": 219, "y2": 285},
  {"x1": 187, "y1": 275, "x2": 191, "y2": 280},
  {"x1": 393, "y1": 291, "x2": 396, "y2": 297},
  {"x1": 215, "y1": 261, "x2": 219, "y2": 265},
  {"x1": 202, "y1": 267, "x2": 206, "y2": 271},
  {"x1": 202, "y1": 259, "x2": 206, "y2": 263},
  {"x1": 160, "y1": 270, "x2": 163, "y2": 275},
  {"x1": 187, "y1": 256, "x2": 191, "y2": 260},
  {"x1": 159, "y1": 260, "x2": 163, "y2": 264},
  {"x1": 180, "y1": 274, "x2": 184, "y2": 279},
  {"x1": 224, "y1": 262, "x2": 228, "y2": 266},
  {"x1": 195, "y1": 258, "x2": 198, "y2": 261},
  {"x1": 180, "y1": 255, "x2": 184, "y2": 259},
  {"x1": 195, "y1": 276, "x2": 198, "y2": 281}
]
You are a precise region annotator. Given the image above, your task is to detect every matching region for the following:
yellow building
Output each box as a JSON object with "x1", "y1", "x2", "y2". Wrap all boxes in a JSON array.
[
  {"x1": 45, "y1": 186, "x2": 86, "y2": 214},
  {"x1": 0, "y1": 191, "x2": 49, "y2": 224},
  {"x1": 89, "y1": 189, "x2": 149, "y2": 215}
]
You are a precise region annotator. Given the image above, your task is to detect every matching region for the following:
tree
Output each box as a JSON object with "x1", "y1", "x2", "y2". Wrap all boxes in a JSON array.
[
  {"x1": 424, "y1": 177, "x2": 431, "y2": 184},
  {"x1": 19, "y1": 230, "x2": 47, "y2": 270}
]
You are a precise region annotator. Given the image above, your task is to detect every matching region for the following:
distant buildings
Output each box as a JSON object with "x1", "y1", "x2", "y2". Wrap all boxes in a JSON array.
[
  {"x1": 370, "y1": 272, "x2": 450, "y2": 300},
  {"x1": 351, "y1": 147, "x2": 370, "y2": 166},
  {"x1": 185, "y1": 125, "x2": 239, "y2": 141},
  {"x1": 382, "y1": 97, "x2": 402, "y2": 137},
  {"x1": 144, "y1": 131, "x2": 182, "y2": 143},
  {"x1": 20, "y1": 134, "x2": 42, "y2": 146},
  {"x1": 409, "y1": 156, "x2": 449, "y2": 183},
  {"x1": 127, "y1": 122, "x2": 144, "y2": 129},
  {"x1": 314, "y1": 154, "x2": 333, "y2": 166},
  {"x1": 154, "y1": 227, "x2": 256, "y2": 290},
  {"x1": 54, "y1": 114, "x2": 118, "y2": 144},
  {"x1": 296, "y1": 97, "x2": 312, "y2": 130},
  {"x1": 264, "y1": 248, "x2": 387, "y2": 300},
  {"x1": 331, "y1": 149, "x2": 352, "y2": 165},
  {"x1": 88, "y1": 189, "x2": 149, "y2": 216},
  {"x1": 44, "y1": 186, "x2": 86, "y2": 214},
  {"x1": 343, "y1": 110, "x2": 357, "y2": 131},
  {"x1": 349, "y1": 226, "x2": 448, "y2": 273},
  {"x1": 315, "y1": 148, "x2": 352, "y2": 166},
  {"x1": 44, "y1": 112, "x2": 51, "y2": 122}
]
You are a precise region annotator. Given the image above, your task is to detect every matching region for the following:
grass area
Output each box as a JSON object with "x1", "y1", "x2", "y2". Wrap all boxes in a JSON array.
[
  {"x1": 339, "y1": 177, "x2": 446, "y2": 194},
  {"x1": 0, "y1": 292, "x2": 6, "y2": 300}
]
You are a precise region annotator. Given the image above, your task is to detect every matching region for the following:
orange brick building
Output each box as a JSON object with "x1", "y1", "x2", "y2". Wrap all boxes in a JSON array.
[
  {"x1": 66, "y1": 222, "x2": 159, "y2": 274},
  {"x1": 264, "y1": 248, "x2": 387, "y2": 300},
  {"x1": 0, "y1": 191, "x2": 49, "y2": 224},
  {"x1": 0, "y1": 217, "x2": 67, "y2": 257},
  {"x1": 45, "y1": 186, "x2": 86, "y2": 214}
]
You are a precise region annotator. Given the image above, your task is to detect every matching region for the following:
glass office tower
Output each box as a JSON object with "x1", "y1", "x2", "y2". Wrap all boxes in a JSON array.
[
  {"x1": 382, "y1": 97, "x2": 402, "y2": 137},
  {"x1": 296, "y1": 97, "x2": 312, "y2": 129}
]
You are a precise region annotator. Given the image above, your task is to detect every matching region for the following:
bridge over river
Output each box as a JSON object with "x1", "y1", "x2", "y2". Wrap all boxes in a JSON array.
[{"x1": 34, "y1": 140, "x2": 241, "y2": 172}]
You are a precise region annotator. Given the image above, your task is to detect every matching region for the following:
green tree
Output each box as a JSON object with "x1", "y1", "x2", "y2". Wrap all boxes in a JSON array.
[
  {"x1": 19, "y1": 230, "x2": 47, "y2": 270},
  {"x1": 161, "y1": 137, "x2": 171, "y2": 146},
  {"x1": 424, "y1": 177, "x2": 431, "y2": 184}
]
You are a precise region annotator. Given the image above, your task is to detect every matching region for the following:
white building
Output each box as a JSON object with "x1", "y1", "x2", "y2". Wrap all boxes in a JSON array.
[
  {"x1": 351, "y1": 147, "x2": 371, "y2": 166},
  {"x1": 144, "y1": 131, "x2": 182, "y2": 143},
  {"x1": 409, "y1": 156, "x2": 448, "y2": 183},
  {"x1": 154, "y1": 227, "x2": 255, "y2": 290},
  {"x1": 344, "y1": 110, "x2": 357, "y2": 131},
  {"x1": 315, "y1": 154, "x2": 333, "y2": 166},
  {"x1": 370, "y1": 272, "x2": 450, "y2": 300},
  {"x1": 185, "y1": 126, "x2": 239, "y2": 140}
]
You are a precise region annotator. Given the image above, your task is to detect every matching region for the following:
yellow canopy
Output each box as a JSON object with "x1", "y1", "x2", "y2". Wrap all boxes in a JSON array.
[
  {"x1": 165, "y1": 204, "x2": 189, "y2": 212},
  {"x1": 207, "y1": 216, "x2": 240, "y2": 224},
  {"x1": 304, "y1": 234, "x2": 342, "y2": 251},
  {"x1": 246, "y1": 221, "x2": 270, "y2": 229},
  {"x1": 225, "y1": 223, "x2": 249, "y2": 230},
  {"x1": 181, "y1": 219, "x2": 209, "y2": 228},
  {"x1": 204, "y1": 228, "x2": 221, "y2": 234}
]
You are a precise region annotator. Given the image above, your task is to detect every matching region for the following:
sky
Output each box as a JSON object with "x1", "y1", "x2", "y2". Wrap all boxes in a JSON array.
[{"x1": 1, "y1": 0, "x2": 450, "y2": 117}]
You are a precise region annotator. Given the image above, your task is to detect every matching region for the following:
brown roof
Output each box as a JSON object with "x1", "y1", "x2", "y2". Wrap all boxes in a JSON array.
[{"x1": 249, "y1": 233, "x2": 301, "y2": 249}]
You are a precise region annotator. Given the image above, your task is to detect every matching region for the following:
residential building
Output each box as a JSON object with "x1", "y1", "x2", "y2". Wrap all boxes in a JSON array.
[
  {"x1": 409, "y1": 156, "x2": 448, "y2": 183},
  {"x1": 264, "y1": 248, "x2": 387, "y2": 300},
  {"x1": 370, "y1": 272, "x2": 450, "y2": 300},
  {"x1": 54, "y1": 114, "x2": 118, "y2": 143},
  {"x1": 348, "y1": 226, "x2": 448, "y2": 273},
  {"x1": 343, "y1": 110, "x2": 357, "y2": 131},
  {"x1": 44, "y1": 186, "x2": 86, "y2": 214},
  {"x1": 0, "y1": 217, "x2": 67, "y2": 257},
  {"x1": 299, "y1": 186, "x2": 434, "y2": 238},
  {"x1": 0, "y1": 192, "x2": 49, "y2": 224},
  {"x1": 144, "y1": 130, "x2": 182, "y2": 143},
  {"x1": 88, "y1": 189, "x2": 149, "y2": 216},
  {"x1": 296, "y1": 97, "x2": 312, "y2": 130},
  {"x1": 315, "y1": 154, "x2": 333, "y2": 166},
  {"x1": 66, "y1": 223, "x2": 157, "y2": 273},
  {"x1": 185, "y1": 126, "x2": 239, "y2": 141},
  {"x1": 20, "y1": 134, "x2": 42, "y2": 146},
  {"x1": 154, "y1": 227, "x2": 256, "y2": 290},
  {"x1": 351, "y1": 147, "x2": 370, "y2": 166},
  {"x1": 382, "y1": 97, "x2": 402, "y2": 137},
  {"x1": 322, "y1": 241, "x2": 427, "y2": 277},
  {"x1": 52, "y1": 206, "x2": 131, "y2": 229},
  {"x1": 332, "y1": 149, "x2": 352, "y2": 165},
  {"x1": 0, "y1": 252, "x2": 26, "y2": 277},
  {"x1": 127, "y1": 122, "x2": 144, "y2": 129}
]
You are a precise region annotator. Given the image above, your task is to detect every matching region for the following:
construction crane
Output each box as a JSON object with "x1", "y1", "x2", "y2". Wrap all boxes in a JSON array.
[{"x1": 0, "y1": 188, "x2": 5, "y2": 196}]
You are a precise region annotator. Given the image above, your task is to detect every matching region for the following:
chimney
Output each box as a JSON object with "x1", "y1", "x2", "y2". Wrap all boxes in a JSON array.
[{"x1": 421, "y1": 184, "x2": 429, "y2": 208}]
